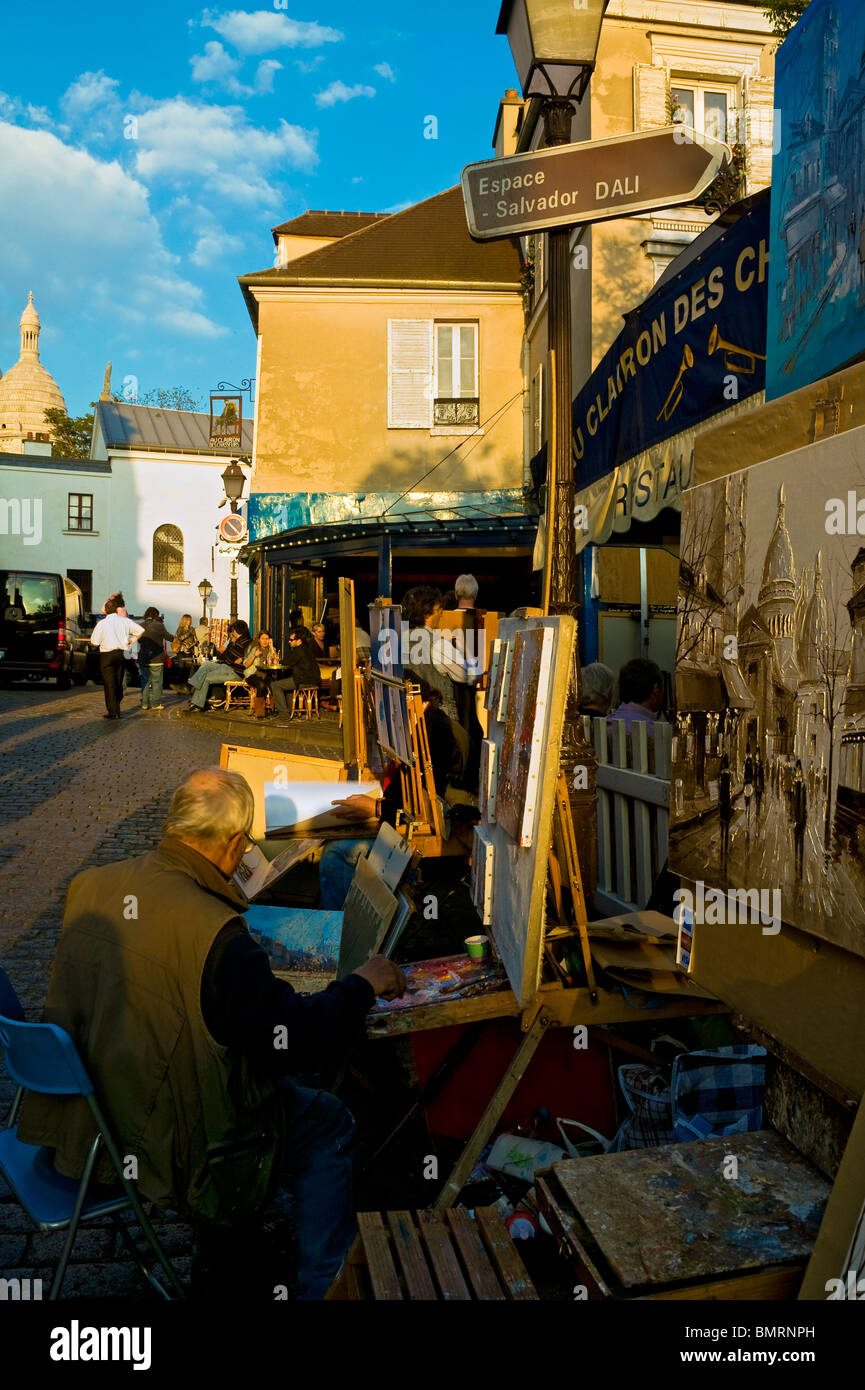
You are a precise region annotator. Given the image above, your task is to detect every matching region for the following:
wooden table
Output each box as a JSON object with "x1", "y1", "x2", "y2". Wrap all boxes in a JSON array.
[
  {"x1": 537, "y1": 1130, "x2": 831, "y2": 1300},
  {"x1": 326, "y1": 1206, "x2": 538, "y2": 1301}
]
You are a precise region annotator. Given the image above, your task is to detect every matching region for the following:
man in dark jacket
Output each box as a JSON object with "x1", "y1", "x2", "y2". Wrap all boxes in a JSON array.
[
  {"x1": 270, "y1": 630, "x2": 322, "y2": 715},
  {"x1": 182, "y1": 621, "x2": 250, "y2": 712},
  {"x1": 18, "y1": 767, "x2": 405, "y2": 1298}
]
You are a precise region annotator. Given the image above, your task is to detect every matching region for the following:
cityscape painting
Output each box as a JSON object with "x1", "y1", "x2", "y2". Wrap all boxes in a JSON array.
[
  {"x1": 766, "y1": 0, "x2": 865, "y2": 399},
  {"x1": 669, "y1": 431, "x2": 865, "y2": 959}
]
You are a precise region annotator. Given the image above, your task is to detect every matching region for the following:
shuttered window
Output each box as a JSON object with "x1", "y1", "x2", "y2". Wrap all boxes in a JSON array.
[
  {"x1": 531, "y1": 364, "x2": 545, "y2": 456},
  {"x1": 387, "y1": 319, "x2": 432, "y2": 428}
]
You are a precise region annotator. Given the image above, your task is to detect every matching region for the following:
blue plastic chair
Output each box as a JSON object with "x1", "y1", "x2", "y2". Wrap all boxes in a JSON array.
[{"x1": 0, "y1": 969, "x2": 185, "y2": 1300}]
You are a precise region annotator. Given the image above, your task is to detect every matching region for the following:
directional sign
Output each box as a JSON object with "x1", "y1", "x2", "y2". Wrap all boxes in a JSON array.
[{"x1": 461, "y1": 125, "x2": 731, "y2": 240}]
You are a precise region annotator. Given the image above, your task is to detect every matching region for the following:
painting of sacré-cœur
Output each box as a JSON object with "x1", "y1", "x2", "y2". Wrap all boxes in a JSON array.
[
  {"x1": 669, "y1": 432, "x2": 865, "y2": 959},
  {"x1": 496, "y1": 627, "x2": 553, "y2": 849}
]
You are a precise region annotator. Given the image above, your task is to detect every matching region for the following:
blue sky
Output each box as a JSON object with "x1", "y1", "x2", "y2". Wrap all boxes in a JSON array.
[{"x1": 0, "y1": 3, "x2": 517, "y2": 418}]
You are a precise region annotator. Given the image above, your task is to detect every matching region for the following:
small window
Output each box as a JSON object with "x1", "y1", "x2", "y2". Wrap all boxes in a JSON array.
[
  {"x1": 68, "y1": 493, "x2": 93, "y2": 531},
  {"x1": 433, "y1": 322, "x2": 479, "y2": 426},
  {"x1": 152, "y1": 524, "x2": 184, "y2": 582},
  {"x1": 671, "y1": 84, "x2": 732, "y2": 144}
]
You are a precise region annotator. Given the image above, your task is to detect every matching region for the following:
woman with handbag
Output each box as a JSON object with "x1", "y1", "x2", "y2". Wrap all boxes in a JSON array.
[
  {"x1": 243, "y1": 630, "x2": 281, "y2": 719},
  {"x1": 171, "y1": 614, "x2": 198, "y2": 690}
]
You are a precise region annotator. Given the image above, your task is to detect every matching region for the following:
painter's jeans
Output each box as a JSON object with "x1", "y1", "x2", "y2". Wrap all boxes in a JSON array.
[{"x1": 279, "y1": 1081, "x2": 357, "y2": 1299}]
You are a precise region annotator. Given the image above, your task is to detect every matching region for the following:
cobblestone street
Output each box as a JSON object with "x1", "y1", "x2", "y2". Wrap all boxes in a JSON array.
[{"x1": 0, "y1": 680, "x2": 342, "y2": 1298}]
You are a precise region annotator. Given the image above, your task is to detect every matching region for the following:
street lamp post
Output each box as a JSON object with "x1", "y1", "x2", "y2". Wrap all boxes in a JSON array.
[
  {"x1": 497, "y1": 0, "x2": 608, "y2": 893},
  {"x1": 220, "y1": 460, "x2": 247, "y2": 626},
  {"x1": 198, "y1": 578, "x2": 213, "y2": 625}
]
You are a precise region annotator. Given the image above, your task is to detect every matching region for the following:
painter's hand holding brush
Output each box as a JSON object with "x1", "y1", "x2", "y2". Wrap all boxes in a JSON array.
[{"x1": 354, "y1": 954, "x2": 407, "y2": 1001}]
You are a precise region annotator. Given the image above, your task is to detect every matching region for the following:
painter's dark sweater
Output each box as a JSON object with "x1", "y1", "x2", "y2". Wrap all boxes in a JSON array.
[{"x1": 200, "y1": 921, "x2": 374, "y2": 1077}]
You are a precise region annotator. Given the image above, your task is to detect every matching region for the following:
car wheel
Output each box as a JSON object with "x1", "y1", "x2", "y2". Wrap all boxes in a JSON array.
[{"x1": 71, "y1": 672, "x2": 88, "y2": 686}]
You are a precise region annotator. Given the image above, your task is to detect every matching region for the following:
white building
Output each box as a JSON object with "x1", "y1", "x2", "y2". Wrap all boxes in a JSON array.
[
  {"x1": 0, "y1": 399, "x2": 253, "y2": 626},
  {"x1": 89, "y1": 400, "x2": 253, "y2": 626}
]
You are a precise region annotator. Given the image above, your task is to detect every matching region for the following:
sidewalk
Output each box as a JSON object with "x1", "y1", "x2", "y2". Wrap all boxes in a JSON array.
[{"x1": 161, "y1": 686, "x2": 343, "y2": 759}]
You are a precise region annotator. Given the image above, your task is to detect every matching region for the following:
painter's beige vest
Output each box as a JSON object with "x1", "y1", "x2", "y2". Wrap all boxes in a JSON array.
[{"x1": 18, "y1": 838, "x2": 283, "y2": 1223}]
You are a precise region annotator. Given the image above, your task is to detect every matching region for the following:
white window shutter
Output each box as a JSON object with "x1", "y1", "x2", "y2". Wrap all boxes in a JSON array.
[{"x1": 388, "y1": 319, "x2": 432, "y2": 427}]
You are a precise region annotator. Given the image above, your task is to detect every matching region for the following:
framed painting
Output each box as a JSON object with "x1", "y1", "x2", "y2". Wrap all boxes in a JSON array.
[{"x1": 495, "y1": 626, "x2": 555, "y2": 848}]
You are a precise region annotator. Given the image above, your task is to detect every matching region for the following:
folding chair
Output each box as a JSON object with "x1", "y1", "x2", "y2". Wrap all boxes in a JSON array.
[{"x1": 0, "y1": 970, "x2": 186, "y2": 1300}]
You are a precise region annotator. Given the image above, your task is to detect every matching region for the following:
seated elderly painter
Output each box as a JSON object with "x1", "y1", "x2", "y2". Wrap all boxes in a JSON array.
[{"x1": 18, "y1": 768, "x2": 405, "y2": 1300}]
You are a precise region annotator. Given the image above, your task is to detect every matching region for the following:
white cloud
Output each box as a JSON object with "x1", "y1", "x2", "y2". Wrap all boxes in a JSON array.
[
  {"x1": 254, "y1": 59, "x2": 282, "y2": 93},
  {"x1": 295, "y1": 56, "x2": 324, "y2": 74},
  {"x1": 191, "y1": 40, "x2": 240, "y2": 85},
  {"x1": 131, "y1": 98, "x2": 317, "y2": 204},
  {"x1": 191, "y1": 41, "x2": 282, "y2": 96},
  {"x1": 315, "y1": 82, "x2": 375, "y2": 109},
  {"x1": 0, "y1": 121, "x2": 227, "y2": 341},
  {"x1": 198, "y1": 8, "x2": 342, "y2": 55},
  {"x1": 157, "y1": 306, "x2": 228, "y2": 337},
  {"x1": 190, "y1": 227, "x2": 245, "y2": 267},
  {"x1": 374, "y1": 62, "x2": 395, "y2": 82},
  {"x1": 60, "y1": 71, "x2": 121, "y2": 119}
]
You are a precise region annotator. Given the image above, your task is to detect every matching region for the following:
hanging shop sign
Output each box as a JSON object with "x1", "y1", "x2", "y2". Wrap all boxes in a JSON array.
[
  {"x1": 209, "y1": 394, "x2": 243, "y2": 449},
  {"x1": 461, "y1": 126, "x2": 729, "y2": 239},
  {"x1": 560, "y1": 193, "x2": 770, "y2": 494}
]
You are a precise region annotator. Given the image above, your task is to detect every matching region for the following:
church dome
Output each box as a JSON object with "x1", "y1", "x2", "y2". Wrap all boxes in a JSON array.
[
  {"x1": 760, "y1": 484, "x2": 796, "y2": 592},
  {"x1": 797, "y1": 552, "x2": 828, "y2": 682},
  {"x1": 0, "y1": 292, "x2": 66, "y2": 451}
]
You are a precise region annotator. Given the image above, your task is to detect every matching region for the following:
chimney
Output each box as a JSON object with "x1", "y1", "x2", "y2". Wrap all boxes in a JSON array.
[{"x1": 493, "y1": 89, "x2": 525, "y2": 159}]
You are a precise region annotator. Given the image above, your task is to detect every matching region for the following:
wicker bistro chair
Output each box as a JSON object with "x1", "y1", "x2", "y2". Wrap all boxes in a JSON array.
[
  {"x1": 0, "y1": 970, "x2": 185, "y2": 1301},
  {"x1": 223, "y1": 681, "x2": 252, "y2": 711},
  {"x1": 290, "y1": 686, "x2": 320, "y2": 720}
]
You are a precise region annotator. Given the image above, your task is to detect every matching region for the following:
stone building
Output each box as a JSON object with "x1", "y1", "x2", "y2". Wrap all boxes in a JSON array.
[{"x1": 0, "y1": 293, "x2": 66, "y2": 453}]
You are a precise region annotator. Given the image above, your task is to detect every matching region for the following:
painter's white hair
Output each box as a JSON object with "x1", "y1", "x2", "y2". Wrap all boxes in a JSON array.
[{"x1": 163, "y1": 767, "x2": 254, "y2": 846}]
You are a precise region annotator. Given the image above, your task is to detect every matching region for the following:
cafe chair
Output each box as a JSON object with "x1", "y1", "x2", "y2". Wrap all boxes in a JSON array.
[
  {"x1": 0, "y1": 972, "x2": 186, "y2": 1301},
  {"x1": 290, "y1": 686, "x2": 320, "y2": 720},
  {"x1": 224, "y1": 681, "x2": 252, "y2": 711}
]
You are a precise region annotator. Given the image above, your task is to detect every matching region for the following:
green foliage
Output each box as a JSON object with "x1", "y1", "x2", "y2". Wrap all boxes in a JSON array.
[
  {"x1": 764, "y1": 0, "x2": 811, "y2": 40},
  {"x1": 136, "y1": 386, "x2": 203, "y2": 411},
  {"x1": 43, "y1": 407, "x2": 93, "y2": 459}
]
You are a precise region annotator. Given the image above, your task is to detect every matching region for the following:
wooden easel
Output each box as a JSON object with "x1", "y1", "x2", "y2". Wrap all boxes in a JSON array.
[
  {"x1": 548, "y1": 774, "x2": 598, "y2": 1002},
  {"x1": 368, "y1": 669, "x2": 447, "y2": 853}
]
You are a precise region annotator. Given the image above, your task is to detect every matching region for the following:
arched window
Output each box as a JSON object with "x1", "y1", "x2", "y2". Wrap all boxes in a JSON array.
[{"x1": 152, "y1": 524, "x2": 184, "y2": 581}]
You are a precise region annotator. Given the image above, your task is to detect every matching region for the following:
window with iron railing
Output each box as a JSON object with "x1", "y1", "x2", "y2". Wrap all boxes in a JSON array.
[
  {"x1": 433, "y1": 323, "x2": 479, "y2": 427},
  {"x1": 152, "y1": 523, "x2": 184, "y2": 582}
]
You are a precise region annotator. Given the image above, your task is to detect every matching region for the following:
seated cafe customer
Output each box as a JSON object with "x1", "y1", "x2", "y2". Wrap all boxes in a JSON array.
[
  {"x1": 270, "y1": 629, "x2": 321, "y2": 715},
  {"x1": 243, "y1": 629, "x2": 281, "y2": 719},
  {"x1": 610, "y1": 657, "x2": 667, "y2": 734},
  {"x1": 181, "y1": 621, "x2": 250, "y2": 712},
  {"x1": 17, "y1": 768, "x2": 406, "y2": 1299}
]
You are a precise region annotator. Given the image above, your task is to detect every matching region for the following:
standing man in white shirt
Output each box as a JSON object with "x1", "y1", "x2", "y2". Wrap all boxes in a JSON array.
[{"x1": 90, "y1": 597, "x2": 144, "y2": 720}]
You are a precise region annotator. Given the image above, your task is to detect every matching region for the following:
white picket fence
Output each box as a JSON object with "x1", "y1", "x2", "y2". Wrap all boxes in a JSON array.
[{"x1": 583, "y1": 715, "x2": 673, "y2": 916}]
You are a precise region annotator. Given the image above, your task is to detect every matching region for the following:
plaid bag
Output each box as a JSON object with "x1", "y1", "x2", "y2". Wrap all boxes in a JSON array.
[
  {"x1": 672, "y1": 1045, "x2": 766, "y2": 1142},
  {"x1": 611, "y1": 1065, "x2": 676, "y2": 1151}
]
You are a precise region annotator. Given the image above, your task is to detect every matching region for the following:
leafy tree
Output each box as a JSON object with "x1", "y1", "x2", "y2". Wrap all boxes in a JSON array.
[
  {"x1": 136, "y1": 386, "x2": 203, "y2": 411},
  {"x1": 43, "y1": 407, "x2": 93, "y2": 459},
  {"x1": 764, "y1": 1, "x2": 811, "y2": 39}
]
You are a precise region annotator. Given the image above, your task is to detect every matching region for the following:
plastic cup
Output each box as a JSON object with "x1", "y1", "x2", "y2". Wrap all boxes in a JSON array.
[{"x1": 465, "y1": 935, "x2": 489, "y2": 962}]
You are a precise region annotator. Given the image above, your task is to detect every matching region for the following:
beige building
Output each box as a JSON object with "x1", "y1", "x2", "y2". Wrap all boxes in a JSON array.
[
  {"x1": 0, "y1": 293, "x2": 66, "y2": 453},
  {"x1": 491, "y1": 0, "x2": 776, "y2": 681},
  {"x1": 498, "y1": 0, "x2": 777, "y2": 418},
  {"x1": 237, "y1": 188, "x2": 535, "y2": 628}
]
